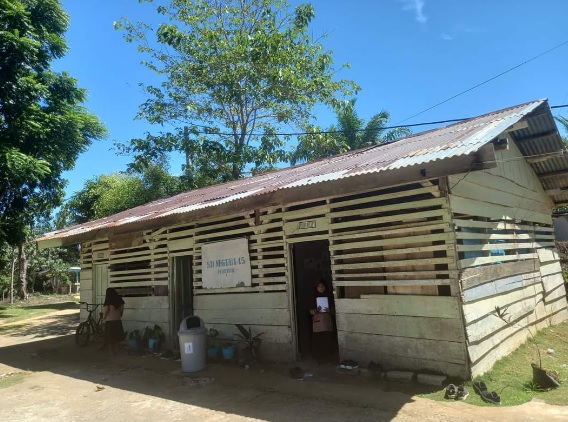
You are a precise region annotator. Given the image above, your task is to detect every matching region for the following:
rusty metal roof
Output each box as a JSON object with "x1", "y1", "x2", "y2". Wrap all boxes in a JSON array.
[{"x1": 38, "y1": 98, "x2": 568, "y2": 246}]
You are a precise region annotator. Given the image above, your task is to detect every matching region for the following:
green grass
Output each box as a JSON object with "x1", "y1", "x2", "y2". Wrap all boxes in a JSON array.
[
  {"x1": 0, "y1": 294, "x2": 79, "y2": 326},
  {"x1": 0, "y1": 372, "x2": 30, "y2": 389},
  {"x1": 420, "y1": 321, "x2": 568, "y2": 406}
]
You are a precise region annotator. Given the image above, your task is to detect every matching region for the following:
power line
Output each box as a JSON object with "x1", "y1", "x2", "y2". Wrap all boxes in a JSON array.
[
  {"x1": 183, "y1": 104, "x2": 568, "y2": 137},
  {"x1": 397, "y1": 40, "x2": 568, "y2": 124}
]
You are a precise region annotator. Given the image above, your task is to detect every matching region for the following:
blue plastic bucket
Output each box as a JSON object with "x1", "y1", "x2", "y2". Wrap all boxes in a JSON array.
[{"x1": 222, "y1": 344, "x2": 236, "y2": 360}]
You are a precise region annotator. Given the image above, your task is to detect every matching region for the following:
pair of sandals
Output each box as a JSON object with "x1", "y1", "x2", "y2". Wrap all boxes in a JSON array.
[
  {"x1": 445, "y1": 384, "x2": 468, "y2": 400},
  {"x1": 473, "y1": 380, "x2": 501, "y2": 405}
]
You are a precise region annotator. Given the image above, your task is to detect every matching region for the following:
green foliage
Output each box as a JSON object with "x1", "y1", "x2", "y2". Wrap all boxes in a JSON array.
[
  {"x1": 420, "y1": 322, "x2": 568, "y2": 406},
  {"x1": 555, "y1": 115, "x2": 568, "y2": 145},
  {"x1": 291, "y1": 100, "x2": 412, "y2": 164},
  {"x1": 0, "y1": 0, "x2": 107, "y2": 245},
  {"x1": 62, "y1": 165, "x2": 185, "y2": 224},
  {"x1": 128, "y1": 329, "x2": 141, "y2": 341},
  {"x1": 234, "y1": 323, "x2": 263, "y2": 359},
  {"x1": 115, "y1": 0, "x2": 358, "y2": 184}
]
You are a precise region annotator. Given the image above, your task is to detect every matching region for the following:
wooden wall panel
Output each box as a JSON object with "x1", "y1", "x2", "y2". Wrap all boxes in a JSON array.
[
  {"x1": 328, "y1": 182, "x2": 458, "y2": 298},
  {"x1": 449, "y1": 139, "x2": 567, "y2": 377},
  {"x1": 194, "y1": 291, "x2": 292, "y2": 360},
  {"x1": 335, "y1": 295, "x2": 467, "y2": 377}
]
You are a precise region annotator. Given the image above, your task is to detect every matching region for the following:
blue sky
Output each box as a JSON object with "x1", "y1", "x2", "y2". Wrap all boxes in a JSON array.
[{"x1": 55, "y1": 0, "x2": 568, "y2": 199}]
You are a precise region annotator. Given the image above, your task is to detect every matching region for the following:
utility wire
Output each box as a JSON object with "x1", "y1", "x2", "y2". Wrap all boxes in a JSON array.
[
  {"x1": 397, "y1": 40, "x2": 568, "y2": 124},
  {"x1": 183, "y1": 104, "x2": 568, "y2": 137}
]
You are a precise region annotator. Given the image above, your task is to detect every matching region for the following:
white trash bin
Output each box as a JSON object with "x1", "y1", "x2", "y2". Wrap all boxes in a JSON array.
[{"x1": 178, "y1": 316, "x2": 207, "y2": 372}]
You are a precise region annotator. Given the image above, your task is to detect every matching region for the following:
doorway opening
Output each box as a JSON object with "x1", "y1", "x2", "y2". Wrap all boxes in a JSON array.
[
  {"x1": 291, "y1": 240, "x2": 338, "y2": 361},
  {"x1": 170, "y1": 255, "x2": 193, "y2": 349}
]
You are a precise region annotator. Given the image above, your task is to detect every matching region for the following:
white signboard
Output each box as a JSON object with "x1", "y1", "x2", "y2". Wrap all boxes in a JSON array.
[{"x1": 202, "y1": 238, "x2": 252, "y2": 289}]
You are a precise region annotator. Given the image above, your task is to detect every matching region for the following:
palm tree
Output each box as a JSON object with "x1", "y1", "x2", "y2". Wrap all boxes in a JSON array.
[
  {"x1": 555, "y1": 115, "x2": 568, "y2": 145},
  {"x1": 291, "y1": 100, "x2": 411, "y2": 164}
]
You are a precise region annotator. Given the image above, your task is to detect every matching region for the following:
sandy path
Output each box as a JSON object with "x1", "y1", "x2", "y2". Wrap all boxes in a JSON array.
[{"x1": 1, "y1": 308, "x2": 567, "y2": 422}]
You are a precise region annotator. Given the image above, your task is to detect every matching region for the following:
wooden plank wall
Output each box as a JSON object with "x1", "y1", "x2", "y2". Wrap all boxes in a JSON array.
[
  {"x1": 326, "y1": 182, "x2": 467, "y2": 377},
  {"x1": 191, "y1": 211, "x2": 292, "y2": 360},
  {"x1": 77, "y1": 179, "x2": 470, "y2": 373},
  {"x1": 449, "y1": 140, "x2": 568, "y2": 377},
  {"x1": 335, "y1": 295, "x2": 466, "y2": 377}
]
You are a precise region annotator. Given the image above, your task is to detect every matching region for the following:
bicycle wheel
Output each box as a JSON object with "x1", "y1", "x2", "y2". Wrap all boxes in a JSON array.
[{"x1": 75, "y1": 321, "x2": 91, "y2": 347}]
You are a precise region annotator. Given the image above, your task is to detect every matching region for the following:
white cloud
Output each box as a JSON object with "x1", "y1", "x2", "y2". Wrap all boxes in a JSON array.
[
  {"x1": 398, "y1": 0, "x2": 427, "y2": 24},
  {"x1": 440, "y1": 33, "x2": 453, "y2": 41}
]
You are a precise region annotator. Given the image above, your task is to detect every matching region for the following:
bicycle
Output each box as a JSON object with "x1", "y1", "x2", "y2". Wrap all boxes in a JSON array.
[{"x1": 75, "y1": 302, "x2": 105, "y2": 349}]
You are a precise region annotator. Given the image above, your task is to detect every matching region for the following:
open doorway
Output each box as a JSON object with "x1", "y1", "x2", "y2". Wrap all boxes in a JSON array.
[
  {"x1": 291, "y1": 240, "x2": 338, "y2": 361},
  {"x1": 170, "y1": 255, "x2": 193, "y2": 349}
]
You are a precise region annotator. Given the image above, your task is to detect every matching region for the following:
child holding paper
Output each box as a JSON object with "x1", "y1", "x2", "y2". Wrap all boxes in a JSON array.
[{"x1": 310, "y1": 280, "x2": 334, "y2": 361}]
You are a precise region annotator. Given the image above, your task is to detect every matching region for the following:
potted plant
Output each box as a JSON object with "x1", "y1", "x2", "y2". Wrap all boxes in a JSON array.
[
  {"x1": 207, "y1": 328, "x2": 221, "y2": 359},
  {"x1": 495, "y1": 305, "x2": 560, "y2": 389},
  {"x1": 128, "y1": 329, "x2": 141, "y2": 350},
  {"x1": 234, "y1": 324, "x2": 264, "y2": 362},
  {"x1": 222, "y1": 342, "x2": 236, "y2": 360},
  {"x1": 149, "y1": 324, "x2": 165, "y2": 350}
]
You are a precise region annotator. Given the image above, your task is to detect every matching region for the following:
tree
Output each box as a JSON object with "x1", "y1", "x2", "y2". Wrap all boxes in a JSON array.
[
  {"x1": 63, "y1": 165, "x2": 185, "y2": 224},
  {"x1": 115, "y1": 0, "x2": 358, "y2": 185},
  {"x1": 0, "y1": 0, "x2": 107, "y2": 246},
  {"x1": 555, "y1": 115, "x2": 568, "y2": 145},
  {"x1": 291, "y1": 100, "x2": 412, "y2": 164}
]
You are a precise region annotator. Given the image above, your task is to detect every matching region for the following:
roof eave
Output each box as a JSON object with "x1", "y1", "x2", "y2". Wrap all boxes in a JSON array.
[{"x1": 37, "y1": 145, "x2": 497, "y2": 248}]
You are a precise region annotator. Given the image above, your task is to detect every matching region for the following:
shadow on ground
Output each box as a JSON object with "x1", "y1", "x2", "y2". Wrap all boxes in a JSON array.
[
  {"x1": 0, "y1": 311, "x2": 440, "y2": 422},
  {"x1": 0, "y1": 312, "x2": 78, "y2": 337}
]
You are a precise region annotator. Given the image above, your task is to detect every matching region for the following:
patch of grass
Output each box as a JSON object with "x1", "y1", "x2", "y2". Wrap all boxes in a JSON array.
[
  {"x1": 0, "y1": 372, "x2": 31, "y2": 389},
  {"x1": 420, "y1": 321, "x2": 568, "y2": 406},
  {"x1": 0, "y1": 294, "x2": 79, "y2": 325}
]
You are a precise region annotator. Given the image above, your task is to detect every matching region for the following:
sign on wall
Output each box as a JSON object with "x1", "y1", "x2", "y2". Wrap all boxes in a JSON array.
[{"x1": 202, "y1": 238, "x2": 252, "y2": 289}]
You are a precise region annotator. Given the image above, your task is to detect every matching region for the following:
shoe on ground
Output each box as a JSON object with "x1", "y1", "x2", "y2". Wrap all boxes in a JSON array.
[
  {"x1": 456, "y1": 385, "x2": 469, "y2": 400},
  {"x1": 445, "y1": 383, "x2": 457, "y2": 399}
]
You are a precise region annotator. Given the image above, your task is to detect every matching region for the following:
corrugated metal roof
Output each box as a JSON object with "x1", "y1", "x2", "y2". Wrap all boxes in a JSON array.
[{"x1": 38, "y1": 98, "x2": 568, "y2": 245}]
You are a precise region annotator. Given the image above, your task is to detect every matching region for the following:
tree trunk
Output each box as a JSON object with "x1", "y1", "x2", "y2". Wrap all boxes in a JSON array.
[
  {"x1": 17, "y1": 243, "x2": 28, "y2": 300},
  {"x1": 10, "y1": 247, "x2": 16, "y2": 304}
]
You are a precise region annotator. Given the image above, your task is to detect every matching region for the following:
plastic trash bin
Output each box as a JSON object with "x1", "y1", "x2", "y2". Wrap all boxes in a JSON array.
[{"x1": 178, "y1": 315, "x2": 207, "y2": 372}]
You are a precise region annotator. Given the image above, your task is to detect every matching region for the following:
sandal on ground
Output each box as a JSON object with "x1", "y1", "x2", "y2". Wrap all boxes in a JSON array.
[
  {"x1": 481, "y1": 390, "x2": 501, "y2": 405},
  {"x1": 473, "y1": 380, "x2": 500, "y2": 404},
  {"x1": 473, "y1": 380, "x2": 487, "y2": 395},
  {"x1": 456, "y1": 385, "x2": 469, "y2": 400},
  {"x1": 445, "y1": 383, "x2": 457, "y2": 399}
]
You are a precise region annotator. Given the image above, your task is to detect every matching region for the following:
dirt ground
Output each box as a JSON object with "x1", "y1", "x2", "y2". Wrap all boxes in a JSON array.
[{"x1": 1, "y1": 309, "x2": 568, "y2": 422}]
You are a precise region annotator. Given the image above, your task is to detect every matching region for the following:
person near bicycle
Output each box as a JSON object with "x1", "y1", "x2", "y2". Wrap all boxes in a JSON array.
[{"x1": 103, "y1": 287, "x2": 125, "y2": 355}]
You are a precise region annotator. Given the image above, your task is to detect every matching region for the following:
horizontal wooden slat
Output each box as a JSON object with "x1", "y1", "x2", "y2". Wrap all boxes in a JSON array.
[
  {"x1": 331, "y1": 184, "x2": 439, "y2": 209},
  {"x1": 330, "y1": 208, "x2": 447, "y2": 231},
  {"x1": 453, "y1": 219, "x2": 553, "y2": 232},
  {"x1": 460, "y1": 260, "x2": 540, "y2": 290},
  {"x1": 459, "y1": 253, "x2": 537, "y2": 268},
  {"x1": 334, "y1": 244, "x2": 454, "y2": 260},
  {"x1": 449, "y1": 195, "x2": 552, "y2": 226},
  {"x1": 331, "y1": 232, "x2": 452, "y2": 252},
  {"x1": 337, "y1": 331, "x2": 466, "y2": 364},
  {"x1": 194, "y1": 292, "x2": 288, "y2": 310},
  {"x1": 334, "y1": 270, "x2": 459, "y2": 279},
  {"x1": 334, "y1": 257, "x2": 453, "y2": 270},
  {"x1": 462, "y1": 282, "x2": 543, "y2": 324},
  {"x1": 336, "y1": 296, "x2": 460, "y2": 319},
  {"x1": 334, "y1": 279, "x2": 452, "y2": 287},
  {"x1": 195, "y1": 308, "x2": 289, "y2": 326},
  {"x1": 330, "y1": 221, "x2": 449, "y2": 241},
  {"x1": 204, "y1": 323, "x2": 291, "y2": 344},
  {"x1": 336, "y1": 313, "x2": 464, "y2": 342},
  {"x1": 194, "y1": 284, "x2": 286, "y2": 294},
  {"x1": 329, "y1": 197, "x2": 446, "y2": 219}
]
